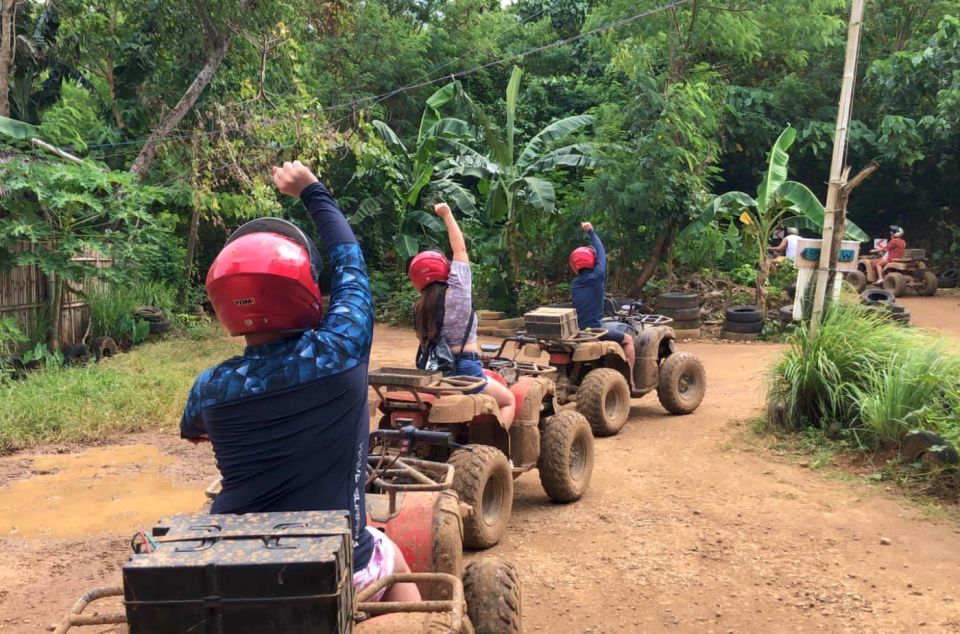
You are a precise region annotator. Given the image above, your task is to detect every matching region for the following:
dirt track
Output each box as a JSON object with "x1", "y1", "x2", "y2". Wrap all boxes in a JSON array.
[{"x1": 2, "y1": 295, "x2": 960, "y2": 632}]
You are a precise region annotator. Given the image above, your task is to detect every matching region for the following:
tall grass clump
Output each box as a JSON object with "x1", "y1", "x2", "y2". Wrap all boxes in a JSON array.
[{"x1": 767, "y1": 301, "x2": 960, "y2": 448}]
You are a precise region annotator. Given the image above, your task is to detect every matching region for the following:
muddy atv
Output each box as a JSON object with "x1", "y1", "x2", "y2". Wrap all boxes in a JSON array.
[
  {"x1": 54, "y1": 428, "x2": 522, "y2": 634},
  {"x1": 845, "y1": 249, "x2": 938, "y2": 297},
  {"x1": 517, "y1": 304, "x2": 706, "y2": 437},
  {"x1": 370, "y1": 367, "x2": 594, "y2": 551}
]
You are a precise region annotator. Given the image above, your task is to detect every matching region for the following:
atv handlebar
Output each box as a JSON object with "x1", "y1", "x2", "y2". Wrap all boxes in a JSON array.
[{"x1": 370, "y1": 425, "x2": 456, "y2": 447}]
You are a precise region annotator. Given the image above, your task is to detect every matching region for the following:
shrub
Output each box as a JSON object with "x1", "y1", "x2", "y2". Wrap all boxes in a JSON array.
[{"x1": 767, "y1": 301, "x2": 960, "y2": 448}]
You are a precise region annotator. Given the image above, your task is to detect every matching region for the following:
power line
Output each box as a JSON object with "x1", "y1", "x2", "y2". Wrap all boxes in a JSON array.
[{"x1": 82, "y1": 1, "x2": 688, "y2": 156}]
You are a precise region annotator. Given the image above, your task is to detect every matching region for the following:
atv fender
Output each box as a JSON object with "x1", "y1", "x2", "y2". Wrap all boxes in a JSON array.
[
  {"x1": 571, "y1": 341, "x2": 625, "y2": 363},
  {"x1": 634, "y1": 326, "x2": 676, "y2": 392},
  {"x1": 428, "y1": 394, "x2": 500, "y2": 424},
  {"x1": 508, "y1": 376, "x2": 553, "y2": 468},
  {"x1": 368, "y1": 489, "x2": 463, "y2": 600}
]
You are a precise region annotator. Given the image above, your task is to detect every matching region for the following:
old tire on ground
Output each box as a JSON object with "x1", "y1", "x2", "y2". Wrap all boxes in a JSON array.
[
  {"x1": 724, "y1": 306, "x2": 763, "y2": 323},
  {"x1": 672, "y1": 327, "x2": 701, "y2": 340},
  {"x1": 91, "y1": 336, "x2": 119, "y2": 360},
  {"x1": 538, "y1": 410, "x2": 594, "y2": 503},
  {"x1": 940, "y1": 269, "x2": 957, "y2": 288},
  {"x1": 61, "y1": 344, "x2": 88, "y2": 365},
  {"x1": 918, "y1": 270, "x2": 938, "y2": 296},
  {"x1": 576, "y1": 368, "x2": 631, "y2": 437},
  {"x1": 149, "y1": 319, "x2": 171, "y2": 335},
  {"x1": 778, "y1": 305, "x2": 795, "y2": 321},
  {"x1": 657, "y1": 291, "x2": 699, "y2": 310},
  {"x1": 464, "y1": 557, "x2": 522, "y2": 634},
  {"x1": 721, "y1": 319, "x2": 763, "y2": 334},
  {"x1": 657, "y1": 352, "x2": 706, "y2": 415},
  {"x1": 721, "y1": 330, "x2": 761, "y2": 341},
  {"x1": 845, "y1": 270, "x2": 868, "y2": 293},
  {"x1": 659, "y1": 306, "x2": 700, "y2": 321},
  {"x1": 882, "y1": 272, "x2": 906, "y2": 297},
  {"x1": 860, "y1": 289, "x2": 894, "y2": 305},
  {"x1": 669, "y1": 319, "x2": 701, "y2": 330},
  {"x1": 449, "y1": 446, "x2": 513, "y2": 550}
]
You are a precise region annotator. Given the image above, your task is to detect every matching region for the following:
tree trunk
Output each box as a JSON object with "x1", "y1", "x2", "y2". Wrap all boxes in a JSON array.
[
  {"x1": 823, "y1": 162, "x2": 879, "y2": 305},
  {"x1": 631, "y1": 227, "x2": 672, "y2": 296},
  {"x1": 184, "y1": 198, "x2": 202, "y2": 286},
  {"x1": 47, "y1": 272, "x2": 62, "y2": 350},
  {"x1": 129, "y1": 0, "x2": 262, "y2": 180},
  {"x1": 0, "y1": 0, "x2": 14, "y2": 117},
  {"x1": 130, "y1": 39, "x2": 229, "y2": 180}
]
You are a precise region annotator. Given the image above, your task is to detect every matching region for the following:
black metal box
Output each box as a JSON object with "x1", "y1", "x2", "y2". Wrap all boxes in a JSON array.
[{"x1": 123, "y1": 511, "x2": 353, "y2": 634}]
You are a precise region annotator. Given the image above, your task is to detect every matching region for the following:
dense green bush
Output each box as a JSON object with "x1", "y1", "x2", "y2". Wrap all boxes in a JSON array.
[{"x1": 767, "y1": 301, "x2": 960, "y2": 448}]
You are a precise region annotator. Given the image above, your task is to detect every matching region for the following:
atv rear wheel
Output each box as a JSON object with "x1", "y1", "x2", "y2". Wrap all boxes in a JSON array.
[
  {"x1": 919, "y1": 270, "x2": 938, "y2": 296},
  {"x1": 845, "y1": 270, "x2": 868, "y2": 293},
  {"x1": 449, "y1": 446, "x2": 513, "y2": 550},
  {"x1": 464, "y1": 557, "x2": 522, "y2": 634},
  {"x1": 657, "y1": 352, "x2": 706, "y2": 415},
  {"x1": 882, "y1": 271, "x2": 906, "y2": 297},
  {"x1": 538, "y1": 411, "x2": 594, "y2": 502},
  {"x1": 576, "y1": 368, "x2": 631, "y2": 437}
]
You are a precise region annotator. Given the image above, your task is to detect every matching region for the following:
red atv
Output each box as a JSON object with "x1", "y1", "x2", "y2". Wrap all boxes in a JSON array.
[
  {"x1": 53, "y1": 427, "x2": 522, "y2": 634},
  {"x1": 371, "y1": 365, "x2": 594, "y2": 551}
]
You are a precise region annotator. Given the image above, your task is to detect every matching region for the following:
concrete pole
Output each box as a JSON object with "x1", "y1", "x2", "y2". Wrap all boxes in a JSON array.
[{"x1": 809, "y1": 0, "x2": 866, "y2": 333}]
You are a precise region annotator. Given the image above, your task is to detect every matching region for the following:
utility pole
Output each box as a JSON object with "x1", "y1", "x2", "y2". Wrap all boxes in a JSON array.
[{"x1": 809, "y1": 0, "x2": 866, "y2": 333}]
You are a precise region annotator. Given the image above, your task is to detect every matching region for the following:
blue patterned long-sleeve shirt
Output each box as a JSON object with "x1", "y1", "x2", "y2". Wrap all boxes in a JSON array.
[{"x1": 180, "y1": 181, "x2": 375, "y2": 571}]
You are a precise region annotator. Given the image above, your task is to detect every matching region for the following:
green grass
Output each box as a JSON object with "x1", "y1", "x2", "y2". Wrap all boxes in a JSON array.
[
  {"x1": 766, "y1": 300, "x2": 960, "y2": 450},
  {"x1": 0, "y1": 332, "x2": 241, "y2": 453}
]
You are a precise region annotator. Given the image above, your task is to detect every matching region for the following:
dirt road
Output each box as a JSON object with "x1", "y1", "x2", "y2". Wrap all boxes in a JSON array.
[{"x1": 2, "y1": 302, "x2": 960, "y2": 632}]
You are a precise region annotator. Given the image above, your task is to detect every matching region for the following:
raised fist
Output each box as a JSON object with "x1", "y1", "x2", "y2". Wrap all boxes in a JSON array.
[
  {"x1": 434, "y1": 202, "x2": 452, "y2": 218},
  {"x1": 581, "y1": 221, "x2": 593, "y2": 232},
  {"x1": 271, "y1": 160, "x2": 319, "y2": 198}
]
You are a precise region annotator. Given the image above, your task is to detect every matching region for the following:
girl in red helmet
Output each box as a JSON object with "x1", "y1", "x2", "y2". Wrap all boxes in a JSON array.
[
  {"x1": 180, "y1": 161, "x2": 419, "y2": 604},
  {"x1": 409, "y1": 202, "x2": 516, "y2": 427},
  {"x1": 570, "y1": 222, "x2": 636, "y2": 383}
]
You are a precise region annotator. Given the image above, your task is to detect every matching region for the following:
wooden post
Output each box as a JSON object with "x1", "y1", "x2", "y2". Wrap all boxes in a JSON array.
[{"x1": 809, "y1": 0, "x2": 866, "y2": 333}]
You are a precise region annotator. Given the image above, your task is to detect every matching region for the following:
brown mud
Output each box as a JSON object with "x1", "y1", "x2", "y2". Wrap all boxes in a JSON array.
[{"x1": 2, "y1": 299, "x2": 960, "y2": 632}]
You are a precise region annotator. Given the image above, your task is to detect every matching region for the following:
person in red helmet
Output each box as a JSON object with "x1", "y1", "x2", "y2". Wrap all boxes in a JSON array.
[
  {"x1": 570, "y1": 222, "x2": 635, "y2": 383},
  {"x1": 409, "y1": 202, "x2": 516, "y2": 427},
  {"x1": 180, "y1": 160, "x2": 419, "y2": 604}
]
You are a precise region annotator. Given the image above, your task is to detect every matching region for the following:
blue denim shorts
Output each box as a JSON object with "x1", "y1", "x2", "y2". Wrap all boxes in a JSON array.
[{"x1": 451, "y1": 353, "x2": 487, "y2": 394}]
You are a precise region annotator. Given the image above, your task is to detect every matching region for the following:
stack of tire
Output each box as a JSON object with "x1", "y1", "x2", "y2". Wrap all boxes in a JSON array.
[
  {"x1": 940, "y1": 269, "x2": 957, "y2": 289},
  {"x1": 656, "y1": 292, "x2": 701, "y2": 339},
  {"x1": 860, "y1": 289, "x2": 910, "y2": 325},
  {"x1": 134, "y1": 306, "x2": 171, "y2": 335},
  {"x1": 721, "y1": 306, "x2": 763, "y2": 341}
]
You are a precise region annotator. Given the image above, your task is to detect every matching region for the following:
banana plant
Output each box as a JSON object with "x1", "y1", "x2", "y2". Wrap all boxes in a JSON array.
[
  {"x1": 683, "y1": 126, "x2": 868, "y2": 311},
  {"x1": 371, "y1": 83, "x2": 480, "y2": 259},
  {"x1": 432, "y1": 66, "x2": 597, "y2": 284}
]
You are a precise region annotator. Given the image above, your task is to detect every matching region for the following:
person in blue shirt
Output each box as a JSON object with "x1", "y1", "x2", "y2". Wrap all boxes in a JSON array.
[
  {"x1": 180, "y1": 160, "x2": 419, "y2": 603},
  {"x1": 570, "y1": 221, "x2": 635, "y2": 384}
]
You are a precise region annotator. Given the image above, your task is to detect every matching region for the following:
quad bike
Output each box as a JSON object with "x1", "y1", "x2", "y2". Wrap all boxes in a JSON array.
[
  {"x1": 845, "y1": 249, "x2": 938, "y2": 297},
  {"x1": 370, "y1": 366, "x2": 594, "y2": 551},
  {"x1": 514, "y1": 302, "x2": 706, "y2": 437},
  {"x1": 54, "y1": 427, "x2": 522, "y2": 634}
]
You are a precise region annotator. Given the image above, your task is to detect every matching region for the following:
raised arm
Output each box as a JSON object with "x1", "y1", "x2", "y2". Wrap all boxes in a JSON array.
[
  {"x1": 582, "y1": 222, "x2": 606, "y2": 275},
  {"x1": 272, "y1": 161, "x2": 373, "y2": 357},
  {"x1": 436, "y1": 202, "x2": 468, "y2": 263}
]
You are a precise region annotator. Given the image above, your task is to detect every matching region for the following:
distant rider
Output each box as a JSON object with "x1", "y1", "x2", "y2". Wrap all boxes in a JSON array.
[
  {"x1": 408, "y1": 202, "x2": 516, "y2": 427},
  {"x1": 570, "y1": 222, "x2": 635, "y2": 385},
  {"x1": 180, "y1": 160, "x2": 419, "y2": 603},
  {"x1": 770, "y1": 227, "x2": 801, "y2": 262},
  {"x1": 872, "y1": 225, "x2": 907, "y2": 285}
]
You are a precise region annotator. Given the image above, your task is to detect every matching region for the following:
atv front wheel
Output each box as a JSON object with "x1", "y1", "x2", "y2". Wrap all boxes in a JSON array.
[
  {"x1": 449, "y1": 445, "x2": 513, "y2": 550},
  {"x1": 538, "y1": 411, "x2": 594, "y2": 502},
  {"x1": 576, "y1": 368, "x2": 631, "y2": 436},
  {"x1": 464, "y1": 557, "x2": 522, "y2": 634},
  {"x1": 882, "y1": 271, "x2": 906, "y2": 297},
  {"x1": 919, "y1": 270, "x2": 938, "y2": 296},
  {"x1": 657, "y1": 352, "x2": 706, "y2": 414}
]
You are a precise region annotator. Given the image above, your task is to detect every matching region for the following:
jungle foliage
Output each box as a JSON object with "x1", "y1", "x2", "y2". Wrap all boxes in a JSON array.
[{"x1": 0, "y1": 0, "x2": 957, "y2": 320}]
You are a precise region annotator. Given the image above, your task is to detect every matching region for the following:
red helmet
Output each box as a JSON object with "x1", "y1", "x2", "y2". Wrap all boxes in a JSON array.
[
  {"x1": 569, "y1": 246, "x2": 596, "y2": 273},
  {"x1": 205, "y1": 218, "x2": 323, "y2": 336},
  {"x1": 408, "y1": 250, "x2": 450, "y2": 291}
]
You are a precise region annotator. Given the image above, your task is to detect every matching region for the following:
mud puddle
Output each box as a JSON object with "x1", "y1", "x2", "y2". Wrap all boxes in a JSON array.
[{"x1": 0, "y1": 444, "x2": 204, "y2": 538}]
